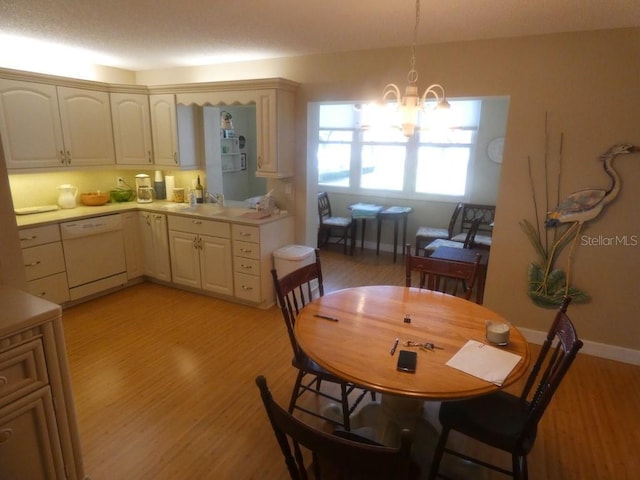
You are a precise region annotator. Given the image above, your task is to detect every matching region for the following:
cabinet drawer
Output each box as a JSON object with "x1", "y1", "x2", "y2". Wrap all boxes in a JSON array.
[
  {"x1": 22, "y1": 242, "x2": 66, "y2": 281},
  {"x1": 168, "y1": 215, "x2": 230, "y2": 238},
  {"x1": 19, "y1": 225, "x2": 60, "y2": 248},
  {"x1": 233, "y1": 240, "x2": 260, "y2": 260},
  {"x1": 27, "y1": 272, "x2": 70, "y2": 305},
  {"x1": 234, "y1": 257, "x2": 260, "y2": 276},
  {"x1": 232, "y1": 224, "x2": 259, "y2": 243},
  {"x1": 0, "y1": 340, "x2": 48, "y2": 406},
  {"x1": 234, "y1": 273, "x2": 261, "y2": 303}
]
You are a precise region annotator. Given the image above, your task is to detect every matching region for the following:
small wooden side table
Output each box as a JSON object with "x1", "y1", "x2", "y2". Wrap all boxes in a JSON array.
[
  {"x1": 376, "y1": 206, "x2": 413, "y2": 263},
  {"x1": 348, "y1": 203, "x2": 384, "y2": 251}
]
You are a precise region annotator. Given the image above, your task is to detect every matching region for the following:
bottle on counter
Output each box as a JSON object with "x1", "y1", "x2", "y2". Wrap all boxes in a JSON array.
[{"x1": 195, "y1": 175, "x2": 204, "y2": 204}]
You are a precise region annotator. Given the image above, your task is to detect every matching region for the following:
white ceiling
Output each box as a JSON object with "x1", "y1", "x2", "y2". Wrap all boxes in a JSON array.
[{"x1": 1, "y1": 0, "x2": 639, "y2": 71}]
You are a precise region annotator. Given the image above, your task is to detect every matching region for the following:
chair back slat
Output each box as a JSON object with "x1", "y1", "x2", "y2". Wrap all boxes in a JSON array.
[
  {"x1": 447, "y1": 202, "x2": 465, "y2": 238},
  {"x1": 256, "y1": 375, "x2": 413, "y2": 480},
  {"x1": 318, "y1": 192, "x2": 332, "y2": 223},
  {"x1": 271, "y1": 249, "x2": 324, "y2": 363},
  {"x1": 520, "y1": 296, "x2": 584, "y2": 438}
]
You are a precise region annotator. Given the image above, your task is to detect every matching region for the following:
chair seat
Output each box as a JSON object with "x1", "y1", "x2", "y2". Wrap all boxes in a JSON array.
[
  {"x1": 424, "y1": 238, "x2": 464, "y2": 253},
  {"x1": 293, "y1": 354, "x2": 338, "y2": 381},
  {"x1": 452, "y1": 232, "x2": 492, "y2": 247},
  {"x1": 322, "y1": 216, "x2": 353, "y2": 228},
  {"x1": 416, "y1": 226, "x2": 449, "y2": 239},
  {"x1": 439, "y1": 391, "x2": 536, "y2": 455}
]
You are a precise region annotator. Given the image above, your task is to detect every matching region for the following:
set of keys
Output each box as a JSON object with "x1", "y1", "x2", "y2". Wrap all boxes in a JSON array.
[{"x1": 403, "y1": 340, "x2": 444, "y2": 352}]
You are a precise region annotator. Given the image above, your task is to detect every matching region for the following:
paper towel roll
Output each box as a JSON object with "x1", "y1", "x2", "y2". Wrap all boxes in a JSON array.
[
  {"x1": 154, "y1": 170, "x2": 163, "y2": 182},
  {"x1": 165, "y1": 175, "x2": 175, "y2": 201}
]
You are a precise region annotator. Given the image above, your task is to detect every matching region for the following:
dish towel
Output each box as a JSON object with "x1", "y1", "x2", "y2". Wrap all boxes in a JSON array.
[{"x1": 445, "y1": 339, "x2": 522, "y2": 386}]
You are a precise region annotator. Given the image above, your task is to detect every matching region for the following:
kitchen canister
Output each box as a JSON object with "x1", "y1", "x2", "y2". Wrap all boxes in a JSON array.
[
  {"x1": 154, "y1": 170, "x2": 166, "y2": 200},
  {"x1": 173, "y1": 187, "x2": 185, "y2": 203}
]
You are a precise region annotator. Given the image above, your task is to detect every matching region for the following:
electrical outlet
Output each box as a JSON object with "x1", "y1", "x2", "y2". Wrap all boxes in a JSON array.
[{"x1": 117, "y1": 177, "x2": 126, "y2": 188}]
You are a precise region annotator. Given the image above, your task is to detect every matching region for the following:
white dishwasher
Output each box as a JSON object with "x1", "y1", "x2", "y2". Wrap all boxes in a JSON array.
[{"x1": 60, "y1": 214, "x2": 128, "y2": 300}]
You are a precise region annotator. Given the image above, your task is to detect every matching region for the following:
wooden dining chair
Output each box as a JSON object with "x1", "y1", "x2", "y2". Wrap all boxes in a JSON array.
[
  {"x1": 405, "y1": 244, "x2": 481, "y2": 302},
  {"x1": 271, "y1": 249, "x2": 371, "y2": 430},
  {"x1": 428, "y1": 296, "x2": 584, "y2": 480},
  {"x1": 415, "y1": 202, "x2": 464, "y2": 255},
  {"x1": 317, "y1": 192, "x2": 355, "y2": 255},
  {"x1": 256, "y1": 375, "x2": 416, "y2": 480},
  {"x1": 423, "y1": 216, "x2": 483, "y2": 256}
]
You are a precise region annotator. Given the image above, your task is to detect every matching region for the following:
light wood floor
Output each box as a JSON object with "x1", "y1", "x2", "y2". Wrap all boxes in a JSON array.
[{"x1": 62, "y1": 246, "x2": 640, "y2": 479}]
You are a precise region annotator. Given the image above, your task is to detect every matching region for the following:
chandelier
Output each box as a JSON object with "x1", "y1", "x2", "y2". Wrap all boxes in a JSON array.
[{"x1": 382, "y1": 0, "x2": 450, "y2": 137}]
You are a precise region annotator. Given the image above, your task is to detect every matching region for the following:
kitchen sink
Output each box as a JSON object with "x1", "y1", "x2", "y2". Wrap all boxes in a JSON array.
[{"x1": 158, "y1": 203, "x2": 254, "y2": 218}]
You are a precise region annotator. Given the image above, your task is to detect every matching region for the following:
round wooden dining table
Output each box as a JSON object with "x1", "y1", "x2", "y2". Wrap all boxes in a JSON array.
[{"x1": 295, "y1": 285, "x2": 530, "y2": 401}]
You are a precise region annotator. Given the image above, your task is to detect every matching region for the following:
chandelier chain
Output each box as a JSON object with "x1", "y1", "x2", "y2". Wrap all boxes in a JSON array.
[{"x1": 408, "y1": 0, "x2": 421, "y2": 85}]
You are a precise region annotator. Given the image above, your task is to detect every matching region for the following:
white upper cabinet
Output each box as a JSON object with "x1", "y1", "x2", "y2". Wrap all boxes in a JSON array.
[
  {"x1": 0, "y1": 79, "x2": 65, "y2": 169},
  {"x1": 149, "y1": 94, "x2": 179, "y2": 166},
  {"x1": 110, "y1": 92, "x2": 153, "y2": 166},
  {"x1": 0, "y1": 80, "x2": 116, "y2": 169},
  {"x1": 149, "y1": 94, "x2": 199, "y2": 168},
  {"x1": 256, "y1": 88, "x2": 294, "y2": 178},
  {"x1": 55, "y1": 86, "x2": 115, "y2": 166}
]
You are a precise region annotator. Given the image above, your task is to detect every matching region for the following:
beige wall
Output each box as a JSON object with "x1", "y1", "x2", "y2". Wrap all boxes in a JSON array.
[{"x1": 138, "y1": 28, "x2": 640, "y2": 352}]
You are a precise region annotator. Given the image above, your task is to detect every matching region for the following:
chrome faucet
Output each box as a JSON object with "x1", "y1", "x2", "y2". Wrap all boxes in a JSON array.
[{"x1": 206, "y1": 192, "x2": 224, "y2": 206}]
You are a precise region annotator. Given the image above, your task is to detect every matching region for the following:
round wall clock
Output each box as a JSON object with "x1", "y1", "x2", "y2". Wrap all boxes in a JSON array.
[{"x1": 487, "y1": 137, "x2": 504, "y2": 164}]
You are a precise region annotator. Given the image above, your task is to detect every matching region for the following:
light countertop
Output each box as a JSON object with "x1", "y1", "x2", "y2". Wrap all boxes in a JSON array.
[{"x1": 16, "y1": 200, "x2": 291, "y2": 228}]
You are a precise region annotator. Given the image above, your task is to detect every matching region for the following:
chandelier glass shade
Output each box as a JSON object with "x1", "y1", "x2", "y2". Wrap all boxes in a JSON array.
[{"x1": 382, "y1": 0, "x2": 450, "y2": 137}]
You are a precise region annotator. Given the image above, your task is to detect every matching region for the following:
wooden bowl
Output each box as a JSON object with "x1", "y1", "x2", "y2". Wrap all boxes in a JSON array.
[{"x1": 80, "y1": 192, "x2": 109, "y2": 206}]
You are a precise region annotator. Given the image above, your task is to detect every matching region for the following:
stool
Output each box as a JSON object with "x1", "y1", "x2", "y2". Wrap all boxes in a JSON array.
[{"x1": 376, "y1": 206, "x2": 413, "y2": 263}]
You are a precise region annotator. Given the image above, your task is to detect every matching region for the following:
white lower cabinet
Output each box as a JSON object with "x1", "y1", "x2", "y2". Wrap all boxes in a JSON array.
[
  {"x1": 233, "y1": 226, "x2": 262, "y2": 304},
  {"x1": 138, "y1": 212, "x2": 171, "y2": 282},
  {"x1": 168, "y1": 216, "x2": 233, "y2": 296},
  {"x1": 232, "y1": 217, "x2": 294, "y2": 308},
  {"x1": 19, "y1": 224, "x2": 69, "y2": 305},
  {"x1": 0, "y1": 286, "x2": 85, "y2": 479}
]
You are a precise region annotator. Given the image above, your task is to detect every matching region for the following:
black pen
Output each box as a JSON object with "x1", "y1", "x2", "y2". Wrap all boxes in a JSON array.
[
  {"x1": 314, "y1": 313, "x2": 339, "y2": 322},
  {"x1": 390, "y1": 337, "x2": 399, "y2": 356}
]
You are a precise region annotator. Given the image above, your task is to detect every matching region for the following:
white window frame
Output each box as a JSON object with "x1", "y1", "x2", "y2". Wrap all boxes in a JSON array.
[{"x1": 311, "y1": 100, "x2": 482, "y2": 203}]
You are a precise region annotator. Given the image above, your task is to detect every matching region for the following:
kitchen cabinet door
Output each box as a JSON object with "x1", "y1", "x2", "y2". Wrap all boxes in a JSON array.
[
  {"x1": 0, "y1": 387, "x2": 65, "y2": 480},
  {"x1": 122, "y1": 212, "x2": 144, "y2": 279},
  {"x1": 139, "y1": 212, "x2": 172, "y2": 282},
  {"x1": 149, "y1": 94, "x2": 179, "y2": 166},
  {"x1": 149, "y1": 95, "x2": 200, "y2": 168},
  {"x1": 255, "y1": 89, "x2": 294, "y2": 178},
  {"x1": 168, "y1": 230, "x2": 201, "y2": 288},
  {"x1": 0, "y1": 79, "x2": 65, "y2": 169},
  {"x1": 56, "y1": 86, "x2": 115, "y2": 166},
  {"x1": 111, "y1": 92, "x2": 153, "y2": 166},
  {"x1": 200, "y1": 234, "x2": 233, "y2": 295}
]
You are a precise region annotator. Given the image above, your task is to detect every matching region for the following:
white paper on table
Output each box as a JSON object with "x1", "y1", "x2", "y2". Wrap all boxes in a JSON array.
[{"x1": 445, "y1": 339, "x2": 522, "y2": 386}]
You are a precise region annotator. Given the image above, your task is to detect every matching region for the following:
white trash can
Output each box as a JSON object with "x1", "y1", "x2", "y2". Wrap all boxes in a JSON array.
[{"x1": 273, "y1": 245, "x2": 319, "y2": 301}]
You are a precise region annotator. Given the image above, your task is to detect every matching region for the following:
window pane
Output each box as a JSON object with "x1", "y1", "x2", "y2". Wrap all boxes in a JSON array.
[
  {"x1": 318, "y1": 143, "x2": 352, "y2": 186},
  {"x1": 362, "y1": 128, "x2": 408, "y2": 143},
  {"x1": 416, "y1": 147, "x2": 469, "y2": 196},
  {"x1": 420, "y1": 128, "x2": 474, "y2": 144},
  {"x1": 361, "y1": 145, "x2": 405, "y2": 191}
]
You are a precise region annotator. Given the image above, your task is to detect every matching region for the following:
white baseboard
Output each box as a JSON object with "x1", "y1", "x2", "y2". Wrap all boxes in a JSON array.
[{"x1": 519, "y1": 327, "x2": 640, "y2": 366}]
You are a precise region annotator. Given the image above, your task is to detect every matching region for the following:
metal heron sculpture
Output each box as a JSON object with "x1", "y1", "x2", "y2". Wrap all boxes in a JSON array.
[{"x1": 543, "y1": 143, "x2": 640, "y2": 294}]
